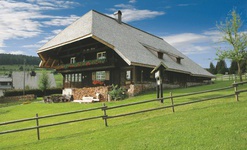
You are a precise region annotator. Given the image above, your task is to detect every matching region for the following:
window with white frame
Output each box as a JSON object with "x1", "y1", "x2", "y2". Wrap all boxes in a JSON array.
[
  {"x1": 96, "y1": 71, "x2": 106, "y2": 81},
  {"x1": 97, "y1": 51, "x2": 106, "y2": 59},
  {"x1": 78, "y1": 73, "x2": 82, "y2": 82},
  {"x1": 71, "y1": 74, "x2": 75, "y2": 82},
  {"x1": 75, "y1": 74, "x2": 78, "y2": 82},
  {"x1": 126, "y1": 70, "x2": 131, "y2": 80},
  {"x1": 68, "y1": 74, "x2": 71, "y2": 82},
  {"x1": 65, "y1": 74, "x2": 68, "y2": 82},
  {"x1": 70, "y1": 57, "x2": 76, "y2": 64}
]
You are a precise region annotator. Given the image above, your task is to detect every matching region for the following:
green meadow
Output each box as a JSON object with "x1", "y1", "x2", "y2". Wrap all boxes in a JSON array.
[{"x1": 0, "y1": 80, "x2": 246, "y2": 150}]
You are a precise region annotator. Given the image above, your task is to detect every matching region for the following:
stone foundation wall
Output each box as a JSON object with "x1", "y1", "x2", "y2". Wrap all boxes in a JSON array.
[
  {"x1": 126, "y1": 81, "x2": 210, "y2": 97},
  {"x1": 127, "y1": 83, "x2": 156, "y2": 96},
  {"x1": 72, "y1": 86, "x2": 109, "y2": 101}
]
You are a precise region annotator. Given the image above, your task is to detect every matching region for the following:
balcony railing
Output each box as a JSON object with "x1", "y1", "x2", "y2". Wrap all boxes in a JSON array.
[{"x1": 55, "y1": 59, "x2": 107, "y2": 70}]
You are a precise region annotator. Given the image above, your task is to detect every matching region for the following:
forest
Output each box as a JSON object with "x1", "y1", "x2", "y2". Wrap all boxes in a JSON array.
[
  {"x1": 0, "y1": 54, "x2": 40, "y2": 65},
  {"x1": 207, "y1": 60, "x2": 247, "y2": 75}
]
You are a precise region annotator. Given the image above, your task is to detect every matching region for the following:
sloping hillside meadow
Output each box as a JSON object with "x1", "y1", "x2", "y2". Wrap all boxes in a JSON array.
[{"x1": 0, "y1": 80, "x2": 246, "y2": 150}]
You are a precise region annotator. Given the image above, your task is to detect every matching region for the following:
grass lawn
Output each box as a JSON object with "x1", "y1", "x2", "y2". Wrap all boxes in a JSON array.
[{"x1": 0, "y1": 80, "x2": 246, "y2": 150}]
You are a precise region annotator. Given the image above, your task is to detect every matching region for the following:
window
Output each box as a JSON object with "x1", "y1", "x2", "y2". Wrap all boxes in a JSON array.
[
  {"x1": 97, "y1": 52, "x2": 106, "y2": 59},
  {"x1": 65, "y1": 74, "x2": 68, "y2": 82},
  {"x1": 75, "y1": 74, "x2": 78, "y2": 82},
  {"x1": 126, "y1": 70, "x2": 131, "y2": 80},
  {"x1": 67, "y1": 74, "x2": 71, "y2": 82},
  {"x1": 96, "y1": 71, "x2": 106, "y2": 81},
  {"x1": 176, "y1": 58, "x2": 181, "y2": 64},
  {"x1": 70, "y1": 57, "x2": 76, "y2": 64},
  {"x1": 71, "y1": 74, "x2": 75, "y2": 82},
  {"x1": 78, "y1": 73, "x2": 82, "y2": 82},
  {"x1": 157, "y1": 52, "x2": 163, "y2": 59}
]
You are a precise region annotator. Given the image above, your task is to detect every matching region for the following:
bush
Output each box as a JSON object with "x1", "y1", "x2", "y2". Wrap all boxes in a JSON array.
[
  {"x1": 108, "y1": 84, "x2": 126, "y2": 101},
  {"x1": 4, "y1": 88, "x2": 62, "y2": 97}
]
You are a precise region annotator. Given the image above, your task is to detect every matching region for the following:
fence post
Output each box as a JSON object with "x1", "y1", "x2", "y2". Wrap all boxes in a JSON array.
[
  {"x1": 170, "y1": 92, "x2": 175, "y2": 112},
  {"x1": 102, "y1": 103, "x2": 108, "y2": 127},
  {"x1": 35, "y1": 113, "x2": 40, "y2": 140},
  {"x1": 233, "y1": 81, "x2": 239, "y2": 102}
]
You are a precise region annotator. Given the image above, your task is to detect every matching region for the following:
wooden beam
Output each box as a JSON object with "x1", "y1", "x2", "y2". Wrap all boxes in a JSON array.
[
  {"x1": 92, "y1": 35, "x2": 114, "y2": 50},
  {"x1": 58, "y1": 41, "x2": 99, "y2": 54}
]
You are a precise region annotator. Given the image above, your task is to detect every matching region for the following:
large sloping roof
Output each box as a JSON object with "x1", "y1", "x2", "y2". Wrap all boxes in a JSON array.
[{"x1": 37, "y1": 10, "x2": 214, "y2": 78}]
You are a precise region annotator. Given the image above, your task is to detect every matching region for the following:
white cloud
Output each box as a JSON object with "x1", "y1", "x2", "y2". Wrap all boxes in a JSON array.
[
  {"x1": 203, "y1": 30, "x2": 222, "y2": 42},
  {"x1": 42, "y1": 15, "x2": 79, "y2": 26},
  {"x1": 177, "y1": 3, "x2": 196, "y2": 7},
  {"x1": 164, "y1": 33, "x2": 209, "y2": 45},
  {"x1": 162, "y1": 31, "x2": 221, "y2": 55},
  {"x1": 10, "y1": 50, "x2": 24, "y2": 55},
  {"x1": 23, "y1": 29, "x2": 63, "y2": 49},
  {"x1": 129, "y1": 0, "x2": 136, "y2": 3},
  {"x1": 0, "y1": 0, "x2": 79, "y2": 49},
  {"x1": 52, "y1": 29, "x2": 63, "y2": 34},
  {"x1": 107, "y1": 3, "x2": 164, "y2": 22},
  {"x1": 0, "y1": 49, "x2": 6, "y2": 53}
]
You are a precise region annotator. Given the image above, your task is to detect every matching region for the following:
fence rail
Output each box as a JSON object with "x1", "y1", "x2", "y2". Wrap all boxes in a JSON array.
[{"x1": 0, "y1": 81, "x2": 247, "y2": 140}]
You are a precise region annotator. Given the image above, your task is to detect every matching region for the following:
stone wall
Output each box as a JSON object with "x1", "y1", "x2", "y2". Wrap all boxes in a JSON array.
[
  {"x1": 127, "y1": 83, "x2": 156, "y2": 96},
  {"x1": 72, "y1": 86, "x2": 109, "y2": 101},
  {"x1": 126, "y1": 81, "x2": 210, "y2": 97}
]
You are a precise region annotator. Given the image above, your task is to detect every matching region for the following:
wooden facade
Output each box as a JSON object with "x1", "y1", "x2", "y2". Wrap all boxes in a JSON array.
[{"x1": 39, "y1": 37, "x2": 155, "y2": 89}]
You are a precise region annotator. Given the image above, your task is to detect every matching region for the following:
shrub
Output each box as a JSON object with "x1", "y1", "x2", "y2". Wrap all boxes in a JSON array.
[{"x1": 108, "y1": 84, "x2": 126, "y2": 101}]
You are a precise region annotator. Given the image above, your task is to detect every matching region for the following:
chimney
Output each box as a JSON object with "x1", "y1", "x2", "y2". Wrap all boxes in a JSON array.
[{"x1": 114, "y1": 10, "x2": 122, "y2": 23}]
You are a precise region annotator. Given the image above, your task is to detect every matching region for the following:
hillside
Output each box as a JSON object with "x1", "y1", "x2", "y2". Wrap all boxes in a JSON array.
[
  {"x1": 0, "y1": 54, "x2": 40, "y2": 65},
  {"x1": 0, "y1": 80, "x2": 246, "y2": 149}
]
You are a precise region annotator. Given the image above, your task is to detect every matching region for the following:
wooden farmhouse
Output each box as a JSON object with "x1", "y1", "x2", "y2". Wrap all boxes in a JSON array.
[{"x1": 37, "y1": 10, "x2": 214, "y2": 101}]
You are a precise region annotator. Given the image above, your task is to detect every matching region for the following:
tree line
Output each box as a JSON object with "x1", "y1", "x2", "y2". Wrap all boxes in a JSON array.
[
  {"x1": 0, "y1": 54, "x2": 40, "y2": 65},
  {"x1": 207, "y1": 60, "x2": 247, "y2": 75}
]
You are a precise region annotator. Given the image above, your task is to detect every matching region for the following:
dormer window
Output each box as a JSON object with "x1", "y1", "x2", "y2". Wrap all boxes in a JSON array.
[
  {"x1": 70, "y1": 57, "x2": 76, "y2": 64},
  {"x1": 176, "y1": 58, "x2": 181, "y2": 64},
  {"x1": 97, "y1": 51, "x2": 106, "y2": 59},
  {"x1": 157, "y1": 52, "x2": 163, "y2": 59}
]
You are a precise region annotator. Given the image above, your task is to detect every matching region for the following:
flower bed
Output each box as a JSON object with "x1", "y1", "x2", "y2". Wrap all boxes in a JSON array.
[{"x1": 55, "y1": 59, "x2": 106, "y2": 69}]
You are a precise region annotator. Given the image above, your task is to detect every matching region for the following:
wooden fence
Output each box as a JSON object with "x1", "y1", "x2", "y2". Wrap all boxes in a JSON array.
[
  {"x1": 213, "y1": 73, "x2": 247, "y2": 81},
  {"x1": 0, "y1": 81, "x2": 247, "y2": 140}
]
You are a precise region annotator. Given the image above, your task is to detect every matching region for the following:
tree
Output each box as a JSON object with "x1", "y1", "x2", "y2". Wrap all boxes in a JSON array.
[
  {"x1": 39, "y1": 70, "x2": 50, "y2": 96},
  {"x1": 216, "y1": 9, "x2": 247, "y2": 81},
  {"x1": 240, "y1": 61, "x2": 246, "y2": 73},
  {"x1": 208, "y1": 62, "x2": 217, "y2": 74},
  {"x1": 216, "y1": 60, "x2": 228, "y2": 74},
  {"x1": 229, "y1": 61, "x2": 238, "y2": 74}
]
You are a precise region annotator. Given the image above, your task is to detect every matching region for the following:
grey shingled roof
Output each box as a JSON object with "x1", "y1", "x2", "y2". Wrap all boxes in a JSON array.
[{"x1": 38, "y1": 10, "x2": 214, "y2": 78}]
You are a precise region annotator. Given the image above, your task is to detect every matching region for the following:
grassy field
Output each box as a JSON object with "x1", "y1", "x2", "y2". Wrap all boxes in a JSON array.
[{"x1": 0, "y1": 80, "x2": 247, "y2": 150}]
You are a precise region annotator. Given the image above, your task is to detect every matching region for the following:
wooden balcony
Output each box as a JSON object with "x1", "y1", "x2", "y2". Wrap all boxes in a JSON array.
[{"x1": 54, "y1": 59, "x2": 107, "y2": 70}]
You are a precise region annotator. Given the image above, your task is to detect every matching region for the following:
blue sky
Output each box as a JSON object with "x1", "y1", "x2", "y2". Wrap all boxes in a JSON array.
[{"x1": 0, "y1": 0, "x2": 246, "y2": 68}]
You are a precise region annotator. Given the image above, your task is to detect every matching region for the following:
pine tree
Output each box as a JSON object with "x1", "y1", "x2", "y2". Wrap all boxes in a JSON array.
[
  {"x1": 240, "y1": 61, "x2": 246, "y2": 73},
  {"x1": 208, "y1": 62, "x2": 216, "y2": 74},
  {"x1": 229, "y1": 61, "x2": 238, "y2": 74},
  {"x1": 216, "y1": 60, "x2": 228, "y2": 74}
]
